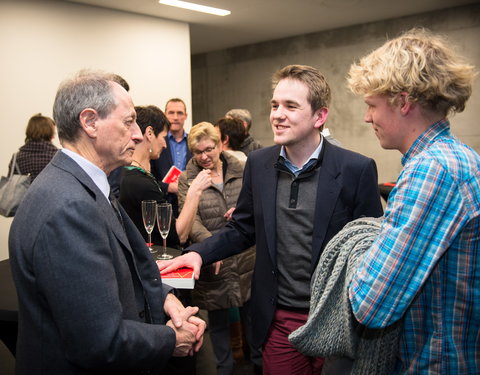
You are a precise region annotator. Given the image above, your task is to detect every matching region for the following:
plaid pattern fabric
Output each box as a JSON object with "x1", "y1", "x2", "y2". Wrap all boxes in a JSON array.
[
  {"x1": 349, "y1": 119, "x2": 480, "y2": 374},
  {"x1": 9, "y1": 141, "x2": 58, "y2": 181}
]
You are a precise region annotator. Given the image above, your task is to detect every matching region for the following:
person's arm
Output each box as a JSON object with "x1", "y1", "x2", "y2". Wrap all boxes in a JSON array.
[
  {"x1": 35, "y1": 199, "x2": 176, "y2": 371},
  {"x1": 175, "y1": 169, "x2": 212, "y2": 243},
  {"x1": 349, "y1": 159, "x2": 466, "y2": 328},
  {"x1": 159, "y1": 155, "x2": 257, "y2": 276}
]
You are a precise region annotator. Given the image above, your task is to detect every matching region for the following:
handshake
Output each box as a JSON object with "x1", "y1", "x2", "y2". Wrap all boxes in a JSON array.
[{"x1": 164, "y1": 294, "x2": 206, "y2": 357}]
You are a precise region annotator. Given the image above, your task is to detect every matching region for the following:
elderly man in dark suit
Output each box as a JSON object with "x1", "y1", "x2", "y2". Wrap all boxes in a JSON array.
[
  {"x1": 9, "y1": 70, "x2": 205, "y2": 374},
  {"x1": 159, "y1": 64, "x2": 383, "y2": 375}
]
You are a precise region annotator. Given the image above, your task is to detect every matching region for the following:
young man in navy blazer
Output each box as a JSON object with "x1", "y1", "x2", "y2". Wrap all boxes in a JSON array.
[{"x1": 160, "y1": 64, "x2": 383, "y2": 375}]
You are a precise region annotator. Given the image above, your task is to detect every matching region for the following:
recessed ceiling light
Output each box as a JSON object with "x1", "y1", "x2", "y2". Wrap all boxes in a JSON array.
[{"x1": 159, "y1": 0, "x2": 231, "y2": 16}]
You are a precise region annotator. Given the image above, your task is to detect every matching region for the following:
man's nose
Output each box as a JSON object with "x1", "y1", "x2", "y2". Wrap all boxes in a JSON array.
[
  {"x1": 131, "y1": 121, "x2": 143, "y2": 143},
  {"x1": 364, "y1": 108, "x2": 373, "y2": 123},
  {"x1": 272, "y1": 106, "x2": 285, "y2": 119}
]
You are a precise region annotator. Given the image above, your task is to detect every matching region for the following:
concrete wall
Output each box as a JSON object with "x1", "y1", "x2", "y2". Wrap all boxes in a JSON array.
[
  {"x1": 0, "y1": 1, "x2": 191, "y2": 260},
  {"x1": 192, "y1": 4, "x2": 480, "y2": 186}
]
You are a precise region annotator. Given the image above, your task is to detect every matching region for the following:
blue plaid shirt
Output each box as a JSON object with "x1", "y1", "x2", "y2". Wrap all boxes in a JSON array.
[{"x1": 349, "y1": 119, "x2": 480, "y2": 374}]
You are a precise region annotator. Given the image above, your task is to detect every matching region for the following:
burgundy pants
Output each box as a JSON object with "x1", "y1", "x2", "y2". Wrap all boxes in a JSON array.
[{"x1": 262, "y1": 308, "x2": 324, "y2": 375}]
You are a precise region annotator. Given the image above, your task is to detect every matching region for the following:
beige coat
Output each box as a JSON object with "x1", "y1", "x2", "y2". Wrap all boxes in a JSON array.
[{"x1": 178, "y1": 152, "x2": 255, "y2": 310}]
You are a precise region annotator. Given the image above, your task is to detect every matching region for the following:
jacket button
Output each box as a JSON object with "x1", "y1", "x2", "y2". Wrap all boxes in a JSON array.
[
  {"x1": 270, "y1": 298, "x2": 275, "y2": 305},
  {"x1": 139, "y1": 310, "x2": 145, "y2": 319}
]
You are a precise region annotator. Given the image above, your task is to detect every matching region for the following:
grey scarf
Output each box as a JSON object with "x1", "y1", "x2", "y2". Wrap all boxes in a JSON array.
[{"x1": 289, "y1": 217, "x2": 401, "y2": 374}]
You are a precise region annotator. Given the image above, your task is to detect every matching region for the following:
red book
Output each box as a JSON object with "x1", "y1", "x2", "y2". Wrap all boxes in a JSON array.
[
  {"x1": 162, "y1": 166, "x2": 182, "y2": 184},
  {"x1": 161, "y1": 267, "x2": 195, "y2": 289}
]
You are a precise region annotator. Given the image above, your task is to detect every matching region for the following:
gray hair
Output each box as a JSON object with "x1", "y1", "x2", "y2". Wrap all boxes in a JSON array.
[
  {"x1": 53, "y1": 70, "x2": 118, "y2": 144},
  {"x1": 225, "y1": 108, "x2": 252, "y2": 131}
]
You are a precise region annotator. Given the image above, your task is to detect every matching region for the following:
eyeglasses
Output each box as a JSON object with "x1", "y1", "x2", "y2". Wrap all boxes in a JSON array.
[{"x1": 193, "y1": 145, "x2": 216, "y2": 156}]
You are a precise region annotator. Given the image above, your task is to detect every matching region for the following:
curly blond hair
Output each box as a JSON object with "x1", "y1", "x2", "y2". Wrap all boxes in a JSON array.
[{"x1": 347, "y1": 28, "x2": 476, "y2": 117}]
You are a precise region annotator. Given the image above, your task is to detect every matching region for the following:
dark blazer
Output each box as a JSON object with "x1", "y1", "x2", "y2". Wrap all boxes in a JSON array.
[
  {"x1": 188, "y1": 140, "x2": 384, "y2": 348},
  {"x1": 150, "y1": 135, "x2": 192, "y2": 217},
  {"x1": 9, "y1": 151, "x2": 175, "y2": 374}
]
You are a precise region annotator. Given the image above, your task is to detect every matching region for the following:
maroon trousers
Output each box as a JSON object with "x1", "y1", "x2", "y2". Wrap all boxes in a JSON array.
[{"x1": 262, "y1": 308, "x2": 324, "y2": 375}]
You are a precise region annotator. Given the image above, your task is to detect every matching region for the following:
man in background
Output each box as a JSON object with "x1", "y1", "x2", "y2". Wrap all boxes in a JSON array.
[
  {"x1": 9, "y1": 70, "x2": 205, "y2": 374},
  {"x1": 226, "y1": 108, "x2": 262, "y2": 155},
  {"x1": 348, "y1": 28, "x2": 479, "y2": 373},
  {"x1": 151, "y1": 98, "x2": 192, "y2": 217}
]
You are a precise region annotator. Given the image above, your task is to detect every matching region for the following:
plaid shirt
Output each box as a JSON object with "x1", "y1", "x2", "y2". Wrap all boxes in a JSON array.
[
  {"x1": 9, "y1": 141, "x2": 58, "y2": 181},
  {"x1": 349, "y1": 119, "x2": 480, "y2": 374}
]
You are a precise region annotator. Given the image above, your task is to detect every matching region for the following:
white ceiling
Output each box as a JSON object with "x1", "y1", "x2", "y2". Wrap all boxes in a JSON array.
[{"x1": 64, "y1": 0, "x2": 479, "y2": 54}]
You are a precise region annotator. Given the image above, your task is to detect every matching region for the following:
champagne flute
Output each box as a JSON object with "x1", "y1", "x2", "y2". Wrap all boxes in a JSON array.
[
  {"x1": 156, "y1": 202, "x2": 173, "y2": 260},
  {"x1": 141, "y1": 200, "x2": 157, "y2": 254}
]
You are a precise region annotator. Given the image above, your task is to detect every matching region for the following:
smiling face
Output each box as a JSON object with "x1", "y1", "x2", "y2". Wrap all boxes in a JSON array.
[
  {"x1": 270, "y1": 78, "x2": 326, "y2": 152},
  {"x1": 364, "y1": 94, "x2": 407, "y2": 153},
  {"x1": 95, "y1": 84, "x2": 142, "y2": 173}
]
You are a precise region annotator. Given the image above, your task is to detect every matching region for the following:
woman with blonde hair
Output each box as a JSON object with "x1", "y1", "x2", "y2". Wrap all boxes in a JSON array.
[{"x1": 178, "y1": 121, "x2": 255, "y2": 375}]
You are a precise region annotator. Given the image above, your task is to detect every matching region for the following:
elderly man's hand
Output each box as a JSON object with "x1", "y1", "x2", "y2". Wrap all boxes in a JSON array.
[{"x1": 163, "y1": 293, "x2": 206, "y2": 355}]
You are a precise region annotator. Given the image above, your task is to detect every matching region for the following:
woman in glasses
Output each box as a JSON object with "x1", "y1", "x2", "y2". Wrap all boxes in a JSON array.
[{"x1": 178, "y1": 121, "x2": 256, "y2": 375}]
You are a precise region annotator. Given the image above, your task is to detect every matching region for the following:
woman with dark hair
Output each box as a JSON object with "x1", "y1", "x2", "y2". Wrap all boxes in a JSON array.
[
  {"x1": 9, "y1": 113, "x2": 58, "y2": 181},
  {"x1": 119, "y1": 105, "x2": 211, "y2": 249}
]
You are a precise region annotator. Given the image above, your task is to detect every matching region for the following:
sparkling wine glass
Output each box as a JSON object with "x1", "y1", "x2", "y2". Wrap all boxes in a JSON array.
[
  {"x1": 142, "y1": 200, "x2": 157, "y2": 254},
  {"x1": 156, "y1": 202, "x2": 173, "y2": 260}
]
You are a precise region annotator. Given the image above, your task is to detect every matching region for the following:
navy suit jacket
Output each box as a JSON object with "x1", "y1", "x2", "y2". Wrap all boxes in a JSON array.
[
  {"x1": 150, "y1": 135, "x2": 192, "y2": 217},
  {"x1": 188, "y1": 140, "x2": 384, "y2": 348},
  {"x1": 9, "y1": 151, "x2": 175, "y2": 374}
]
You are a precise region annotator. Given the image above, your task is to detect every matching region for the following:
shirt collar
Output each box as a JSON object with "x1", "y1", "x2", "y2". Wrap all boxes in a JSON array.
[
  {"x1": 61, "y1": 149, "x2": 111, "y2": 200},
  {"x1": 280, "y1": 136, "x2": 324, "y2": 176},
  {"x1": 167, "y1": 130, "x2": 188, "y2": 141},
  {"x1": 401, "y1": 118, "x2": 451, "y2": 166}
]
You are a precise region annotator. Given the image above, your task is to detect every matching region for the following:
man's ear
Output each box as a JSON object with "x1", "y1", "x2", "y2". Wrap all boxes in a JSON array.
[
  {"x1": 313, "y1": 107, "x2": 329, "y2": 130},
  {"x1": 79, "y1": 108, "x2": 99, "y2": 138},
  {"x1": 398, "y1": 92, "x2": 413, "y2": 116}
]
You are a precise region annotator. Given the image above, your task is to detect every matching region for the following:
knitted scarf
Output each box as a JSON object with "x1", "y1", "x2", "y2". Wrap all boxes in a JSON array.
[{"x1": 289, "y1": 217, "x2": 401, "y2": 374}]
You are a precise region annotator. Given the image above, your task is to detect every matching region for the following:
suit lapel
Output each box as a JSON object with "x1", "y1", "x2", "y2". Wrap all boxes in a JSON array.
[
  {"x1": 52, "y1": 152, "x2": 133, "y2": 252},
  {"x1": 260, "y1": 147, "x2": 281, "y2": 268},
  {"x1": 164, "y1": 136, "x2": 174, "y2": 166},
  {"x1": 310, "y1": 142, "x2": 341, "y2": 274}
]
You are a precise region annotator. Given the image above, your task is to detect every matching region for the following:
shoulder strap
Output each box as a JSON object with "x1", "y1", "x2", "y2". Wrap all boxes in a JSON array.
[{"x1": 9, "y1": 153, "x2": 20, "y2": 177}]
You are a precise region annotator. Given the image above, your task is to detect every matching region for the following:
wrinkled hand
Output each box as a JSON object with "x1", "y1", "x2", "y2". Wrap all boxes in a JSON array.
[
  {"x1": 166, "y1": 318, "x2": 198, "y2": 357},
  {"x1": 167, "y1": 181, "x2": 178, "y2": 194},
  {"x1": 190, "y1": 169, "x2": 212, "y2": 192},
  {"x1": 164, "y1": 294, "x2": 206, "y2": 355},
  {"x1": 224, "y1": 207, "x2": 235, "y2": 221},
  {"x1": 157, "y1": 252, "x2": 203, "y2": 280}
]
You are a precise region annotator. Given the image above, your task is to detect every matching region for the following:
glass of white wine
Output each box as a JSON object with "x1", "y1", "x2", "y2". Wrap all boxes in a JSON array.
[
  {"x1": 156, "y1": 202, "x2": 173, "y2": 260},
  {"x1": 141, "y1": 200, "x2": 157, "y2": 254}
]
